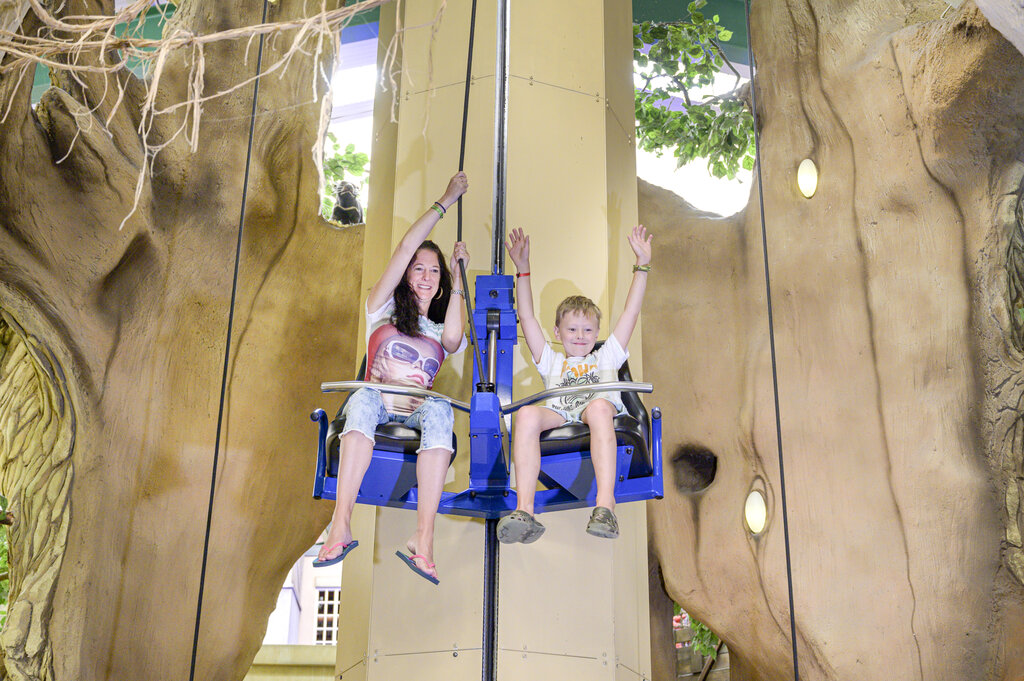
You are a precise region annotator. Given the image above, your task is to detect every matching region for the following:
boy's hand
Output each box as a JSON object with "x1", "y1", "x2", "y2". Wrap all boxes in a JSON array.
[
  {"x1": 628, "y1": 224, "x2": 653, "y2": 266},
  {"x1": 450, "y1": 241, "x2": 470, "y2": 273},
  {"x1": 505, "y1": 227, "x2": 531, "y2": 271},
  {"x1": 439, "y1": 171, "x2": 469, "y2": 208}
]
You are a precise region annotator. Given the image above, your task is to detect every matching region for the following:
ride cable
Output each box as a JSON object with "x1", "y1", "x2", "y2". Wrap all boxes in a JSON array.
[
  {"x1": 742, "y1": 0, "x2": 801, "y2": 678},
  {"x1": 455, "y1": 0, "x2": 487, "y2": 388},
  {"x1": 188, "y1": 1, "x2": 270, "y2": 678}
]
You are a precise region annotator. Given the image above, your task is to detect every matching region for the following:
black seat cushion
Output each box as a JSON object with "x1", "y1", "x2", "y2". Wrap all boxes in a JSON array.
[{"x1": 538, "y1": 413, "x2": 646, "y2": 455}]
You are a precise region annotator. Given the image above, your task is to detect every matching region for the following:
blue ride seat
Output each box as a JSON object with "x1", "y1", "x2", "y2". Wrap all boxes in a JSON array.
[
  {"x1": 530, "y1": 347, "x2": 662, "y2": 512},
  {"x1": 312, "y1": 356, "x2": 456, "y2": 507},
  {"x1": 312, "y1": 349, "x2": 662, "y2": 517}
]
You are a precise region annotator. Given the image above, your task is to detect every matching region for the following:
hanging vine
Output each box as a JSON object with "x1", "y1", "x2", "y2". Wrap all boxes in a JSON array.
[{"x1": 0, "y1": 0, "x2": 451, "y2": 229}]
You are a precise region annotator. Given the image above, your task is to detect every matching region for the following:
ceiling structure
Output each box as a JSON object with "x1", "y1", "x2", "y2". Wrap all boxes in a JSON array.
[
  {"x1": 30, "y1": 1, "x2": 752, "y2": 100},
  {"x1": 342, "y1": 0, "x2": 751, "y2": 64},
  {"x1": 633, "y1": 0, "x2": 750, "y2": 64}
]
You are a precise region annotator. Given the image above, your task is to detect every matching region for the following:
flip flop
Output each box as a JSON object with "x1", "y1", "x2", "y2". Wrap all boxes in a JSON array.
[
  {"x1": 395, "y1": 550, "x2": 440, "y2": 585},
  {"x1": 313, "y1": 539, "x2": 359, "y2": 568}
]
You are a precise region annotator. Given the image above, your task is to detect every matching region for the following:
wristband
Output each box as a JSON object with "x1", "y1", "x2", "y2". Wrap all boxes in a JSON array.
[
  {"x1": 433, "y1": 201, "x2": 447, "y2": 214},
  {"x1": 429, "y1": 204, "x2": 445, "y2": 219},
  {"x1": 516, "y1": 272, "x2": 530, "y2": 278},
  {"x1": 632, "y1": 264, "x2": 651, "y2": 273}
]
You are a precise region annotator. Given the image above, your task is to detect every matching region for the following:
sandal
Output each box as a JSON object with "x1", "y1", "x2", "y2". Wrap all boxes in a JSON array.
[
  {"x1": 497, "y1": 510, "x2": 546, "y2": 544},
  {"x1": 586, "y1": 507, "x2": 619, "y2": 539},
  {"x1": 395, "y1": 550, "x2": 440, "y2": 585},
  {"x1": 313, "y1": 539, "x2": 359, "y2": 568}
]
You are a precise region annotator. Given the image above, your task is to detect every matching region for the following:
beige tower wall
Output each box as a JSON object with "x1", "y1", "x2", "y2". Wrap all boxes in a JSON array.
[{"x1": 336, "y1": 2, "x2": 651, "y2": 679}]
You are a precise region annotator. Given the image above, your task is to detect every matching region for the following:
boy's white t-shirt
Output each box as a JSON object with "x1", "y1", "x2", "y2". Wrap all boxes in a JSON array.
[
  {"x1": 534, "y1": 335, "x2": 628, "y2": 418},
  {"x1": 364, "y1": 297, "x2": 467, "y2": 415}
]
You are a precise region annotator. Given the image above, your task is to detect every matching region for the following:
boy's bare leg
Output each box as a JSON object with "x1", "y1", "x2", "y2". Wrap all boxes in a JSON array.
[
  {"x1": 406, "y1": 447, "x2": 450, "y2": 578},
  {"x1": 582, "y1": 398, "x2": 618, "y2": 511},
  {"x1": 319, "y1": 431, "x2": 375, "y2": 561},
  {"x1": 512, "y1": 405, "x2": 567, "y2": 514}
]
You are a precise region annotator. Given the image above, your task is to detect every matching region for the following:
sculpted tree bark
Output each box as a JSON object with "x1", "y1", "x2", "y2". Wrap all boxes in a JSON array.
[
  {"x1": 0, "y1": 1, "x2": 362, "y2": 679},
  {"x1": 643, "y1": 1, "x2": 1024, "y2": 679}
]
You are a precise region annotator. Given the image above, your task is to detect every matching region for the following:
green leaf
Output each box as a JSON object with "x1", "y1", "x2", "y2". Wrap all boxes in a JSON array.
[
  {"x1": 321, "y1": 136, "x2": 370, "y2": 186},
  {"x1": 690, "y1": 618, "x2": 720, "y2": 659}
]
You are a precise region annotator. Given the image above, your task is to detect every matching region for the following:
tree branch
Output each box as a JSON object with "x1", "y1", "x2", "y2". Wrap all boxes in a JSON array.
[{"x1": 710, "y1": 39, "x2": 742, "y2": 90}]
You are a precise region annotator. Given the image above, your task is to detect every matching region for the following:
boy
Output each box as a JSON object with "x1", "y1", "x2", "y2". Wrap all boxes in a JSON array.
[{"x1": 498, "y1": 225, "x2": 652, "y2": 543}]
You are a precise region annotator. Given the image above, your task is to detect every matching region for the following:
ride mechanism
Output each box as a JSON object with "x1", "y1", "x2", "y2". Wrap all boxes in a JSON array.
[{"x1": 310, "y1": 273, "x2": 664, "y2": 516}]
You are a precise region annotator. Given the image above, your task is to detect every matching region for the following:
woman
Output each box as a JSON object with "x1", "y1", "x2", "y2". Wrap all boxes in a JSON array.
[{"x1": 315, "y1": 171, "x2": 469, "y2": 585}]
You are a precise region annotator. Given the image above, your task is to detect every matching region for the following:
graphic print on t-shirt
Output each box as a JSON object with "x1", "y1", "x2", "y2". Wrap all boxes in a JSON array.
[
  {"x1": 558, "y1": 359, "x2": 598, "y2": 411},
  {"x1": 366, "y1": 324, "x2": 444, "y2": 415}
]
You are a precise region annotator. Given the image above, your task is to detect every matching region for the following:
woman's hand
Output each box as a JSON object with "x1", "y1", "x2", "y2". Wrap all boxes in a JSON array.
[
  {"x1": 438, "y1": 171, "x2": 469, "y2": 209},
  {"x1": 450, "y1": 241, "x2": 469, "y2": 273},
  {"x1": 627, "y1": 224, "x2": 652, "y2": 267},
  {"x1": 504, "y1": 227, "x2": 530, "y2": 272}
]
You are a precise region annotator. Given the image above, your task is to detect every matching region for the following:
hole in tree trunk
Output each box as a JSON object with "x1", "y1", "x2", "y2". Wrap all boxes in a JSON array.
[{"x1": 672, "y1": 444, "x2": 717, "y2": 493}]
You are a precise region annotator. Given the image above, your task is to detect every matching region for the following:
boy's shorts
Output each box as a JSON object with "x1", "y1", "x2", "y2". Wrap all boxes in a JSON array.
[{"x1": 545, "y1": 397, "x2": 627, "y2": 425}]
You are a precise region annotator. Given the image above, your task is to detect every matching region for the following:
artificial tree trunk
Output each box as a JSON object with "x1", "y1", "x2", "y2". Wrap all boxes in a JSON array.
[
  {"x1": 644, "y1": 1, "x2": 1024, "y2": 679},
  {"x1": 0, "y1": 1, "x2": 362, "y2": 679}
]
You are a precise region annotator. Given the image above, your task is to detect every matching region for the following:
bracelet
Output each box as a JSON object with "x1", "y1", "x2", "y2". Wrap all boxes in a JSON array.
[
  {"x1": 429, "y1": 204, "x2": 445, "y2": 219},
  {"x1": 632, "y1": 264, "x2": 651, "y2": 273},
  {"x1": 451, "y1": 289, "x2": 465, "y2": 297},
  {"x1": 516, "y1": 272, "x2": 530, "y2": 278},
  {"x1": 434, "y1": 201, "x2": 447, "y2": 214}
]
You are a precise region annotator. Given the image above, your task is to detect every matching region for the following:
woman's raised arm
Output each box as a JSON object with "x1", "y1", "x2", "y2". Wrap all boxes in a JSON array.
[{"x1": 366, "y1": 172, "x2": 469, "y2": 313}]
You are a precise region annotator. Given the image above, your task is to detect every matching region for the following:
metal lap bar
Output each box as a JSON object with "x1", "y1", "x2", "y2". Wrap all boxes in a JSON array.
[
  {"x1": 320, "y1": 380, "x2": 471, "y2": 413},
  {"x1": 311, "y1": 409, "x2": 329, "y2": 499},
  {"x1": 501, "y1": 381, "x2": 653, "y2": 413}
]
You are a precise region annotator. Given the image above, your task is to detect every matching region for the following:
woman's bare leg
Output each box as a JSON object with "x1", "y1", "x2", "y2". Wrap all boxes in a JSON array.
[
  {"x1": 318, "y1": 430, "x2": 374, "y2": 562},
  {"x1": 406, "y1": 447, "x2": 450, "y2": 578}
]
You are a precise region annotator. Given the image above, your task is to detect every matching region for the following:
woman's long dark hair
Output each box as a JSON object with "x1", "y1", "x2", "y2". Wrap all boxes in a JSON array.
[{"x1": 392, "y1": 240, "x2": 452, "y2": 337}]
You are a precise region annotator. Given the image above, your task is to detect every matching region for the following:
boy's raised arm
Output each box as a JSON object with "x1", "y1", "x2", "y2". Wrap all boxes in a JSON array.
[
  {"x1": 505, "y1": 228, "x2": 547, "y2": 363},
  {"x1": 611, "y1": 224, "x2": 653, "y2": 350}
]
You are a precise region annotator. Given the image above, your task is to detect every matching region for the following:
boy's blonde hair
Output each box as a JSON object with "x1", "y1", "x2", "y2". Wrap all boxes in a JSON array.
[{"x1": 554, "y1": 295, "x2": 602, "y2": 326}]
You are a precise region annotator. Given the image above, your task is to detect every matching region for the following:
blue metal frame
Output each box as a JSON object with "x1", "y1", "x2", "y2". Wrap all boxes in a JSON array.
[{"x1": 311, "y1": 274, "x2": 663, "y2": 519}]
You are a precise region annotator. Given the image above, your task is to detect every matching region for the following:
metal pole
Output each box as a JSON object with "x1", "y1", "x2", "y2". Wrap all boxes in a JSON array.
[
  {"x1": 487, "y1": 326, "x2": 499, "y2": 384},
  {"x1": 482, "y1": 518, "x2": 499, "y2": 681},
  {"x1": 491, "y1": 0, "x2": 510, "y2": 275},
  {"x1": 484, "y1": 1, "x2": 510, "y2": 678}
]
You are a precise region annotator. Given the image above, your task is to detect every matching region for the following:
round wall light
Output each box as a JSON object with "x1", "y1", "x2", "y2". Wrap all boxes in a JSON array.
[
  {"x1": 744, "y1": 489, "x2": 767, "y2": 535},
  {"x1": 797, "y1": 158, "x2": 818, "y2": 198}
]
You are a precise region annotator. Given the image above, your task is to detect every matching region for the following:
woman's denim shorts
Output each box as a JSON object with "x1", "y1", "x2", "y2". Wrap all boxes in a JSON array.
[{"x1": 341, "y1": 387, "x2": 455, "y2": 454}]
